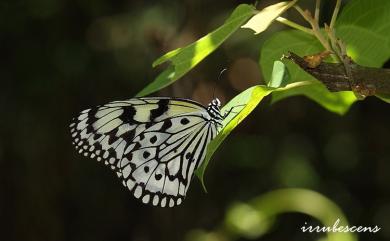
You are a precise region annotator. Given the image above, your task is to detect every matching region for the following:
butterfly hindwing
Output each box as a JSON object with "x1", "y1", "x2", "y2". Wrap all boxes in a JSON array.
[
  {"x1": 119, "y1": 114, "x2": 219, "y2": 207},
  {"x1": 70, "y1": 97, "x2": 221, "y2": 207}
]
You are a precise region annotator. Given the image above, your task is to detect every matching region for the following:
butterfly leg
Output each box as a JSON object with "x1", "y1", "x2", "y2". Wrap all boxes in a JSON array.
[{"x1": 222, "y1": 104, "x2": 246, "y2": 118}]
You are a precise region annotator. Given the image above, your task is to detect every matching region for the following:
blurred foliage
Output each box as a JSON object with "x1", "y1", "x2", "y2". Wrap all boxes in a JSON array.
[
  {"x1": 138, "y1": 4, "x2": 255, "y2": 96},
  {"x1": 2, "y1": 0, "x2": 390, "y2": 241},
  {"x1": 185, "y1": 187, "x2": 361, "y2": 241},
  {"x1": 208, "y1": 188, "x2": 356, "y2": 241}
]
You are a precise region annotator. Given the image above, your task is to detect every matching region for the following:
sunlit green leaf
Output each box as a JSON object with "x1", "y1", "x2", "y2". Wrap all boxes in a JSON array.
[
  {"x1": 336, "y1": 0, "x2": 390, "y2": 105},
  {"x1": 195, "y1": 85, "x2": 273, "y2": 189},
  {"x1": 241, "y1": 0, "x2": 297, "y2": 35},
  {"x1": 137, "y1": 4, "x2": 255, "y2": 96},
  {"x1": 336, "y1": 0, "x2": 390, "y2": 67},
  {"x1": 268, "y1": 60, "x2": 290, "y2": 88}
]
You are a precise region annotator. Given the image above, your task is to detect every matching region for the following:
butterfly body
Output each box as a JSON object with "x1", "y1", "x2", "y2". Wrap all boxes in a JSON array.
[{"x1": 70, "y1": 97, "x2": 223, "y2": 207}]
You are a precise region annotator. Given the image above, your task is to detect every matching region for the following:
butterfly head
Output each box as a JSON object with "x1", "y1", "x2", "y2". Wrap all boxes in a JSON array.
[
  {"x1": 210, "y1": 98, "x2": 221, "y2": 107},
  {"x1": 207, "y1": 98, "x2": 223, "y2": 122}
]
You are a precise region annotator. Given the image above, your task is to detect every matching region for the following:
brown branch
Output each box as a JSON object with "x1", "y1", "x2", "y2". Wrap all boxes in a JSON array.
[{"x1": 284, "y1": 52, "x2": 390, "y2": 97}]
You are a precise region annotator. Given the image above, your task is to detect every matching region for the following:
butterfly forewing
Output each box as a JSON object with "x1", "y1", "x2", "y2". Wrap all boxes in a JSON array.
[{"x1": 70, "y1": 97, "x2": 222, "y2": 207}]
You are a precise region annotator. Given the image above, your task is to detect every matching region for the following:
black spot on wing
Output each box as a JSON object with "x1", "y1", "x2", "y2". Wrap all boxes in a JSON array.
[
  {"x1": 86, "y1": 111, "x2": 97, "y2": 125},
  {"x1": 120, "y1": 129, "x2": 135, "y2": 141},
  {"x1": 124, "y1": 152, "x2": 133, "y2": 162},
  {"x1": 150, "y1": 99, "x2": 169, "y2": 121},
  {"x1": 150, "y1": 135, "x2": 157, "y2": 144},
  {"x1": 93, "y1": 133, "x2": 102, "y2": 140},
  {"x1": 143, "y1": 150, "x2": 150, "y2": 159},
  {"x1": 180, "y1": 118, "x2": 190, "y2": 125},
  {"x1": 133, "y1": 142, "x2": 141, "y2": 150},
  {"x1": 86, "y1": 125, "x2": 94, "y2": 135},
  {"x1": 107, "y1": 129, "x2": 118, "y2": 145},
  {"x1": 107, "y1": 148, "x2": 117, "y2": 159},
  {"x1": 160, "y1": 119, "x2": 173, "y2": 131},
  {"x1": 119, "y1": 106, "x2": 137, "y2": 123},
  {"x1": 84, "y1": 110, "x2": 98, "y2": 134},
  {"x1": 93, "y1": 142, "x2": 102, "y2": 150}
]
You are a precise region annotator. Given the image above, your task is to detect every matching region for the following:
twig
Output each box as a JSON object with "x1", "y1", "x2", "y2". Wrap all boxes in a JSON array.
[
  {"x1": 325, "y1": 24, "x2": 342, "y2": 62},
  {"x1": 284, "y1": 52, "x2": 390, "y2": 96},
  {"x1": 293, "y1": 5, "x2": 311, "y2": 22},
  {"x1": 315, "y1": 0, "x2": 321, "y2": 22},
  {"x1": 330, "y1": 0, "x2": 341, "y2": 29},
  {"x1": 294, "y1": 5, "x2": 331, "y2": 51},
  {"x1": 275, "y1": 17, "x2": 314, "y2": 35}
]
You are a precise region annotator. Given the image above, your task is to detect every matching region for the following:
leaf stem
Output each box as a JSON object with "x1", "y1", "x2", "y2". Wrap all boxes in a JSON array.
[
  {"x1": 294, "y1": 5, "x2": 331, "y2": 52},
  {"x1": 294, "y1": 5, "x2": 311, "y2": 23},
  {"x1": 330, "y1": 0, "x2": 341, "y2": 29},
  {"x1": 325, "y1": 24, "x2": 342, "y2": 61},
  {"x1": 275, "y1": 17, "x2": 314, "y2": 35},
  {"x1": 315, "y1": 0, "x2": 321, "y2": 22}
]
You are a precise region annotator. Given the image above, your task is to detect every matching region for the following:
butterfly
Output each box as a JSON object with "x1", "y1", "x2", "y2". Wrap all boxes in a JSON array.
[{"x1": 70, "y1": 97, "x2": 235, "y2": 207}]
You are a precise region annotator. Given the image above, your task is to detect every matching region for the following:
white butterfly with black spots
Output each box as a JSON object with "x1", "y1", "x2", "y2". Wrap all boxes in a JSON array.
[{"x1": 70, "y1": 97, "x2": 230, "y2": 207}]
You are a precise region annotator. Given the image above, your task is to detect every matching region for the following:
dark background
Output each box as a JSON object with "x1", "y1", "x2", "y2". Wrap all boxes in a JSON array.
[{"x1": 1, "y1": 0, "x2": 389, "y2": 240}]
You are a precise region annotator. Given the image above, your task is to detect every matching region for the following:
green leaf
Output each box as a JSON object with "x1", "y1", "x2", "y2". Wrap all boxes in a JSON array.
[
  {"x1": 261, "y1": 30, "x2": 322, "y2": 81},
  {"x1": 336, "y1": 0, "x2": 390, "y2": 67},
  {"x1": 268, "y1": 60, "x2": 290, "y2": 88},
  {"x1": 376, "y1": 94, "x2": 390, "y2": 104},
  {"x1": 195, "y1": 85, "x2": 273, "y2": 190},
  {"x1": 272, "y1": 82, "x2": 356, "y2": 115},
  {"x1": 136, "y1": 4, "x2": 255, "y2": 97},
  {"x1": 260, "y1": 30, "x2": 357, "y2": 114},
  {"x1": 241, "y1": 0, "x2": 297, "y2": 35},
  {"x1": 336, "y1": 0, "x2": 390, "y2": 105},
  {"x1": 194, "y1": 82, "x2": 326, "y2": 190},
  {"x1": 260, "y1": 0, "x2": 390, "y2": 109}
]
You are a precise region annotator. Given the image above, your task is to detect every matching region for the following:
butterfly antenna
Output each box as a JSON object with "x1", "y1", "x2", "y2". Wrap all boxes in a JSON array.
[
  {"x1": 212, "y1": 82, "x2": 216, "y2": 100},
  {"x1": 213, "y1": 68, "x2": 228, "y2": 99}
]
